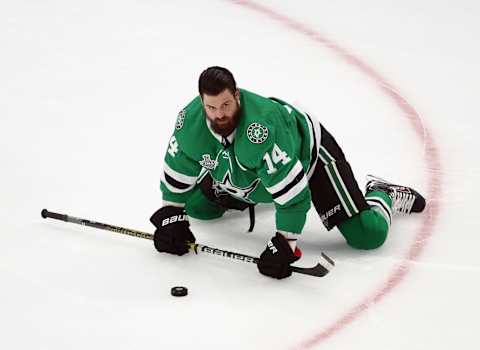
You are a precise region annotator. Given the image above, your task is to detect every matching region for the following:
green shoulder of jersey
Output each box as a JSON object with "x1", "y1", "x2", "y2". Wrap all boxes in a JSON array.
[
  {"x1": 171, "y1": 89, "x2": 304, "y2": 170},
  {"x1": 171, "y1": 95, "x2": 218, "y2": 161}
]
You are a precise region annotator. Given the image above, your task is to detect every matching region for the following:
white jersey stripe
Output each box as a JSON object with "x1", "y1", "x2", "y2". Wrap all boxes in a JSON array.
[
  {"x1": 265, "y1": 160, "x2": 304, "y2": 194},
  {"x1": 163, "y1": 162, "x2": 198, "y2": 185},
  {"x1": 305, "y1": 113, "x2": 315, "y2": 161},
  {"x1": 160, "y1": 172, "x2": 196, "y2": 193},
  {"x1": 273, "y1": 174, "x2": 308, "y2": 205},
  {"x1": 305, "y1": 112, "x2": 322, "y2": 179}
]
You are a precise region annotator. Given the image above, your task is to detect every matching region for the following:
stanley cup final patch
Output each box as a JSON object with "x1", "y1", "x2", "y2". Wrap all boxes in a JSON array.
[
  {"x1": 199, "y1": 154, "x2": 217, "y2": 170},
  {"x1": 247, "y1": 123, "x2": 269, "y2": 144}
]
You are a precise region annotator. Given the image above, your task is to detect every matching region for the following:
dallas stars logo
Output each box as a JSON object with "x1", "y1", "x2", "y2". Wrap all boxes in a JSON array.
[
  {"x1": 212, "y1": 172, "x2": 260, "y2": 203},
  {"x1": 175, "y1": 109, "x2": 185, "y2": 130},
  {"x1": 247, "y1": 123, "x2": 269, "y2": 144}
]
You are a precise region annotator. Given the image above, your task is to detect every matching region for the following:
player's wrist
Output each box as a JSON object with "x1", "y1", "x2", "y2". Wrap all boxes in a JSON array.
[
  {"x1": 277, "y1": 231, "x2": 299, "y2": 252},
  {"x1": 162, "y1": 200, "x2": 185, "y2": 208}
]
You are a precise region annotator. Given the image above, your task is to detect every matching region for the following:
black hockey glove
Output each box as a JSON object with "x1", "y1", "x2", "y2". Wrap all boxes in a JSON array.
[
  {"x1": 150, "y1": 206, "x2": 195, "y2": 256},
  {"x1": 257, "y1": 232, "x2": 302, "y2": 279}
]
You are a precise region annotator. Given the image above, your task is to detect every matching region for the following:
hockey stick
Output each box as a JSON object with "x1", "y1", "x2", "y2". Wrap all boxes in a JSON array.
[{"x1": 41, "y1": 209, "x2": 334, "y2": 277}]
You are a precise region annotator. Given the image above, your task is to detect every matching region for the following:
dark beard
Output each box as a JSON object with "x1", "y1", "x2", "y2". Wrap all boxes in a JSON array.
[{"x1": 210, "y1": 104, "x2": 242, "y2": 137}]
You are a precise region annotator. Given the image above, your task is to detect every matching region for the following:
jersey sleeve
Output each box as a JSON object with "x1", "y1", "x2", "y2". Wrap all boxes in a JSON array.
[
  {"x1": 160, "y1": 133, "x2": 202, "y2": 204},
  {"x1": 255, "y1": 121, "x2": 312, "y2": 234}
]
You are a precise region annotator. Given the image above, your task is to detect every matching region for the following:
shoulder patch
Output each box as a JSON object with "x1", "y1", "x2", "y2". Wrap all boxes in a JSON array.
[
  {"x1": 175, "y1": 109, "x2": 186, "y2": 130},
  {"x1": 247, "y1": 122, "x2": 269, "y2": 144}
]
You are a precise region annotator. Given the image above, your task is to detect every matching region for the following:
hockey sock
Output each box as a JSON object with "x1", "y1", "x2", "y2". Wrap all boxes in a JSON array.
[
  {"x1": 337, "y1": 191, "x2": 392, "y2": 250},
  {"x1": 365, "y1": 190, "x2": 393, "y2": 227}
]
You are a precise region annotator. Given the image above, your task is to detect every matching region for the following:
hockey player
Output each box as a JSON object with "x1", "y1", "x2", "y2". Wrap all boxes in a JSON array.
[{"x1": 150, "y1": 66, "x2": 426, "y2": 279}]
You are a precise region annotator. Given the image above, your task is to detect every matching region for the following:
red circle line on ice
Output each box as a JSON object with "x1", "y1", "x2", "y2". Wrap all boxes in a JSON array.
[{"x1": 225, "y1": 1, "x2": 443, "y2": 348}]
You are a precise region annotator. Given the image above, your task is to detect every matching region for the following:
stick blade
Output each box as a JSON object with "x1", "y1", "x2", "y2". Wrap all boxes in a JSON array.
[{"x1": 291, "y1": 252, "x2": 335, "y2": 277}]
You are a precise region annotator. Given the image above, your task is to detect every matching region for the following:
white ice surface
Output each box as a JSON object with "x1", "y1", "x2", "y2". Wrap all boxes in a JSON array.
[{"x1": 1, "y1": 1, "x2": 479, "y2": 349}]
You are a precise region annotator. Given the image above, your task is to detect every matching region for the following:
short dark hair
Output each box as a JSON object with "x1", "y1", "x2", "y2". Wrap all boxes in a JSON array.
[{"x1": 198, "y1": 66, "x2": 237, "y2": 97}]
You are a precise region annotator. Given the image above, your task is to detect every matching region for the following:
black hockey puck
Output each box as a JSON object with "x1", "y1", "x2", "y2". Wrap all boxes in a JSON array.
[{"x1": 171, "y1": 286, "x2": 188, "y2": 297}]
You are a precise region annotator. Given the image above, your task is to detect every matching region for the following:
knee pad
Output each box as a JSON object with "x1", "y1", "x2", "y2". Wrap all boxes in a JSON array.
[{"x1": 338, "y1": 209, "x2": 389, "y2": 250}]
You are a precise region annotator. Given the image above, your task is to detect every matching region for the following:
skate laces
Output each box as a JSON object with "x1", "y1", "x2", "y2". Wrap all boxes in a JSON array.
[{"x1": 391, "y1": 188, "x2": 416, "y2": 214}]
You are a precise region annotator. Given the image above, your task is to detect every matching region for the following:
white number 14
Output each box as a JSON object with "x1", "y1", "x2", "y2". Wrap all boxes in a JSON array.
[{"x1": 263, "y1": 144, "x2": 291, "y2": 174}]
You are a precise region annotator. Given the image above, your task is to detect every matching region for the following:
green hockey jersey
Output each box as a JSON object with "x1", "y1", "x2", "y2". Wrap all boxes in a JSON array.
[{"x1": 160, "y1": 89, "x2": 321, "y2": 233}]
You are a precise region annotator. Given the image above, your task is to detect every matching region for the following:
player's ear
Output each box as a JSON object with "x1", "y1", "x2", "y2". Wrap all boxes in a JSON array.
[{"x1": 235, "y1": 89, "x2": 240, "y2": 103}]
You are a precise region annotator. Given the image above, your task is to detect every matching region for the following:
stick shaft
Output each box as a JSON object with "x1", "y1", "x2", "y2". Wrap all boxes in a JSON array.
[
  {"x1": 190, "y1": 242, "x2": 259, "y2": 264},
  {"x1": 41, "y1": 209, "x2": 331, "y2": 277},
  {"x1": 41, "y1": 209, "x2": 153, "y2": 240}
]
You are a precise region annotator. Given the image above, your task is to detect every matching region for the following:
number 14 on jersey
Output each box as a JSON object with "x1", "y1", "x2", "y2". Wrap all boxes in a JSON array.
[{"x1": 263, "y1": 144, "x2": 291, "y2": 174}]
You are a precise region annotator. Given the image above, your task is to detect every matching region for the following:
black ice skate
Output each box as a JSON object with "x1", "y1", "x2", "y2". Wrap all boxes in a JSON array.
[{"x1": 365, "y1": 175, "x2": 426, "y2": 214}]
